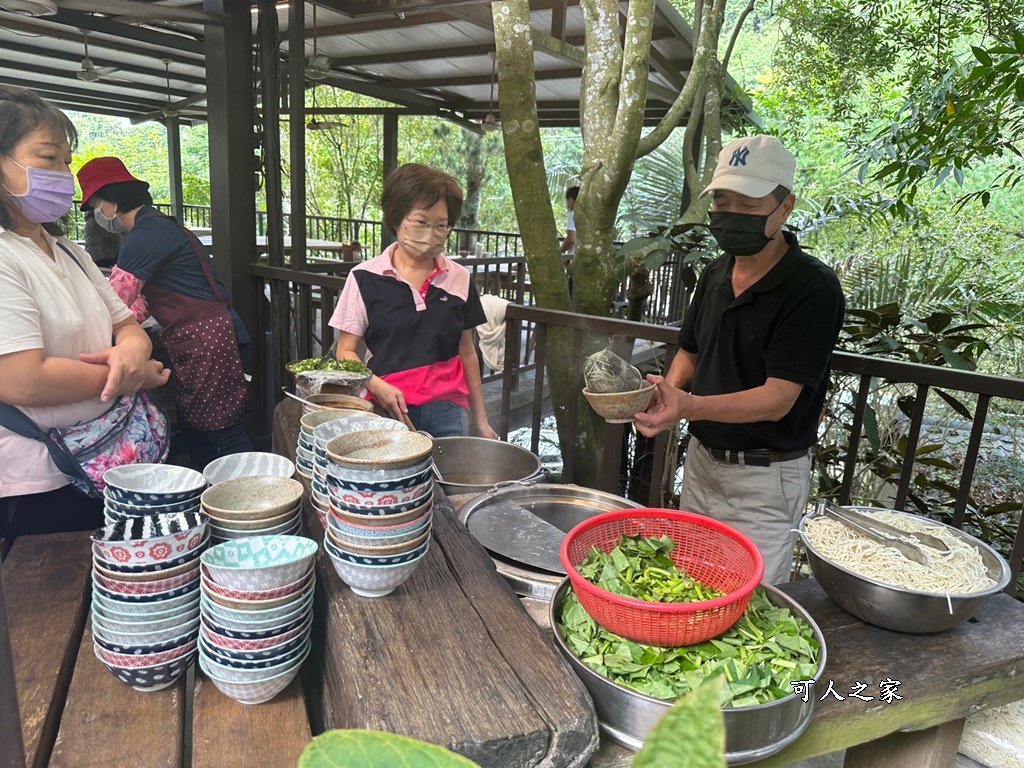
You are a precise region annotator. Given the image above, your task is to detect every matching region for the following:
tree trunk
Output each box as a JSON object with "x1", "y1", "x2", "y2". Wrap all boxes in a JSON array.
[{"x1": 459, "y1": 131, "x2": 485, "y2": 252}]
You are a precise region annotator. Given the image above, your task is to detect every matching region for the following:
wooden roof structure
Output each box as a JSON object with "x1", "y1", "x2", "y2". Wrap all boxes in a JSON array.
[{"x1": 0, "y1": 0, "x2": 752, "y2": 129}]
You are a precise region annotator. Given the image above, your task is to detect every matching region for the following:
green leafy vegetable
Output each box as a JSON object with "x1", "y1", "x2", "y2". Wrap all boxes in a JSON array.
[
  {"x1": 288, "y1": 357, "x2": 371, "y2": 374},
  {"x1": 557, "y1": 587, "x2": 820, "y2": 708},
  {"x1": 299, "y1": 730, "x2": 480, "y2": 768},
  {"x1": 633, "y1": 677, "x2": 726, "y2": 768},
  {"x1": 576, "y1": 535, "x2": 725, "y2": 603}
]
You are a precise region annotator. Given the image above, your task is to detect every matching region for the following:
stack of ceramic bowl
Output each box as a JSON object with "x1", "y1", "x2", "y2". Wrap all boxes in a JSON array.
[
  {"x1": 321, "y1": 429, "x2": 435, "y2": 597},
  {"x1": 102, "y1": 464, "x2": 207, "y2": 524},
  {"x1": 90, "y1": 511, "x2": 209, "y2": 691},
  {"x1": 200, "y1": 476, "x2": 305, "y2": 543},
  {"x1": 198, "y1": 535, "x2": 318, "y2": 705},
  {"x1": 203, "y1": 452, "x2": 296, "y2": 485},
  {"x1": 296, "y1": 408, "x2": 388, "y2": 480},
  {"x1": 304, "y1": 410, "x2": 408, "y2": 528}
]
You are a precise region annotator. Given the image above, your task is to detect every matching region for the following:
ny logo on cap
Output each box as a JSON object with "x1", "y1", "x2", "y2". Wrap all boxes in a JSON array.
[{"x1": 729, "y1": 147, "x2": 750, "y2": 167}]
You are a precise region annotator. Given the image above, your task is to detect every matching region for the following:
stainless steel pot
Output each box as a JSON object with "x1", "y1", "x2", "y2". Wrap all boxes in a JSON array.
[
  {"x1": 549, "y1": 579, "x2": 827, "y2": 764},
  {"x1": 799, "y1": 505, "x2": 1011, "y2": 633},
  {"x1": 458, "y1": 484, "x2": 642, "y2": 599},
  {"x1": 432, "y1": 437, "x2": 543, "y2": 496}
]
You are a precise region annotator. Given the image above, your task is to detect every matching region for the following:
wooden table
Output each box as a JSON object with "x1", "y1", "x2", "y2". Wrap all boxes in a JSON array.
[
  {"x1": 273, "y1": 399, "x2": 599, "y2": 767},
  {"x1": 3, "y1": 531, "x2": 312, "y2": 768}
]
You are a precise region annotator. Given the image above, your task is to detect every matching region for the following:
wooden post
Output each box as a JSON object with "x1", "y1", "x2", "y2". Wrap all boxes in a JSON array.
[{"x1": 0, "y1": 570, "x2": 27, "y2": 768}]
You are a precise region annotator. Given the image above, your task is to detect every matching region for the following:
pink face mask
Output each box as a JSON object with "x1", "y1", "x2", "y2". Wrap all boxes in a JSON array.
[{"x1": 3, "y1": 155, "x2": 75, "y2": 224}]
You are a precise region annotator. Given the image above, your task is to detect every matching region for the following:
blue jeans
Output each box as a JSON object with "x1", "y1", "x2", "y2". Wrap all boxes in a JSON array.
[{"x1": 407, "y1": 401, "x2": 469, "y2": 437}]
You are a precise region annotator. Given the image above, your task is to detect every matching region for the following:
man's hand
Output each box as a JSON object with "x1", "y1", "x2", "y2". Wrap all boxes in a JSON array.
[{"x1": 633, "y1": 374, "x2": 691, "y2": 437}]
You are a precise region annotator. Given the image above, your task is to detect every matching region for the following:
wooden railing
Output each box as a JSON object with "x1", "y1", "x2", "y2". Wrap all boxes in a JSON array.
[{"x1": 499, "y1": 304, "x2": 1024, "y2": 591}]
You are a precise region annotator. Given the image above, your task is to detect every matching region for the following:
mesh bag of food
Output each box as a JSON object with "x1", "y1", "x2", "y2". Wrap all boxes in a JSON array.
[
  {"x1": 583, "y1": 348, "x2": 642, "y2": 393},
  {"x1": 287, "y1": 357, "x2": 373, "y2": 398},
  {"x1": 958, "y1": 699, "x2": 1024, "y2": 768}
]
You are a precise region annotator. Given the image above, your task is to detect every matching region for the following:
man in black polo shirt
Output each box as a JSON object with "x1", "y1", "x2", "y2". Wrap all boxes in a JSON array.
[{"x1": 635, "y1": 135, "x2": 845, "y2": 583}]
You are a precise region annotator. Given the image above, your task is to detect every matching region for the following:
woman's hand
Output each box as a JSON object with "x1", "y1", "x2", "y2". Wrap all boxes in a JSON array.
[
  {"x1": 471, "y1": 415, "x2": 499, "y2": 440},
  {"x1": 141, "y1": 359, "x2": 172, "y2": 391},
  {"x1": 79, "y1": 343, "x2": 151, "y2": 400},
  {"x1": 368, "y1": 377, "x2": 408, "y2": 423}
]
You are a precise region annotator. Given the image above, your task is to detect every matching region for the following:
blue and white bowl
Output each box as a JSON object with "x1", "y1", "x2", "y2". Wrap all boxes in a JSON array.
[
  {"x1": 103, "y1": 464, "x2": 207, "y2": 506},
  {"x1": 324, "y1": 534, "x2": 429, "y2": 566},
  {"x1": 203, "y1": 452, "x2": 296, "y2": 486},
  {"x1": 200, "y1": 611, "x2": 308, "y2": 640},
  {"x1": 102, "y1": 649, "x2": 197, "y2": 691},
  {"x1": 325, "y1": 545, "x2": 429, "y2": 598},
  {"x1": 199, "y1": 646, "x2": 307, "y2": 704}
]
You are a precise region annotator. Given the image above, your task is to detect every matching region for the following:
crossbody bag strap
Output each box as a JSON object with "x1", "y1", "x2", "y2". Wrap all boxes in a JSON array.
[
  {"x1": 0, "y1": 402, "x2": 88, "y2": 482},
  {"x1": 55, "y1": 241, "x2": 89, "y2": 276}
]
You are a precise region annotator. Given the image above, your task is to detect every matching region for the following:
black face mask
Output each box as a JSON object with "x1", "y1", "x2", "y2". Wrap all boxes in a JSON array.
[{"x1": 708, "y1": 202, "x2": 783, "y2": 257}]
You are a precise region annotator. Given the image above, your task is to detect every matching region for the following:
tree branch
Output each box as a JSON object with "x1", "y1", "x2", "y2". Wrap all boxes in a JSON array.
[{"x1": 722, "y1": 0, "x2": 754, "y2": 73}]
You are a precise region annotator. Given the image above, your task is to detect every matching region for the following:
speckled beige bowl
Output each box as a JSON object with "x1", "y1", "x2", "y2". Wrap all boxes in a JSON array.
[
  {"x1": 201, "y1": 476, "x2": 305, "y2": 521},
  {"x1": 583, "y1": 380, "x2": 656, "y2": 424},
  {"x1": 325, "y1": 429, "x2": 433, "y2": 470}
]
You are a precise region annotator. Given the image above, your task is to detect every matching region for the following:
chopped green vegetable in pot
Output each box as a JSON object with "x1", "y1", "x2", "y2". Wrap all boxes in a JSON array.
[
  {"x1": 288, "y1": 357, "x2": 371, "y2": 374},
  {"x1": 557, "y1": 587, "x2": 821, "y2": 707},
  {"x1": 577, "y1": 535, "x2": 725, "y2": 604}
]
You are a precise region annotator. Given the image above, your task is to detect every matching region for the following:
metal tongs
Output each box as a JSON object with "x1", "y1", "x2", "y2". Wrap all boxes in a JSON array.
[{"x1": 815, "y1": 499, "x2": 949, "y2": 565}]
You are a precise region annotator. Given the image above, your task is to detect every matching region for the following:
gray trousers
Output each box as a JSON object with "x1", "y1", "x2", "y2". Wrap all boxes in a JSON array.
[{"x1": 680, "y1": 438, "x2": 812, "y2": 584}]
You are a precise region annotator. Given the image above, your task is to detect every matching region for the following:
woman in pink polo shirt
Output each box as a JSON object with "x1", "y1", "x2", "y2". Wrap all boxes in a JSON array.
[{"x1": 329, "y1": 164, "x2": 497, "y2": 439}]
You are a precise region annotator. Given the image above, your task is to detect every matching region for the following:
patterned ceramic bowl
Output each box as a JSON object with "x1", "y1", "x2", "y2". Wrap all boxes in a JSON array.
[
  {"x1": 201, "y1": 615, "x2": 312, "y2": 654},
  {"x1": 99, "y1": 648, "x2": 197, "y2": 691},
  {"x1": 327, "y1": 478, "x2": 433, "y2": 511},
  {"x1": 94, "y1": 533, "x2": 209, "y2": 574},
  {"x1": 327, "y1": 526, "x2": 430, "y2": 556},
  {"x1": 103, "y1": 464, "x2": 207, "y2": 505},
  {"x1": 200, "y1": 536, "x2": 317, "y2": 591},
  {"x1": 92, "y1": 602, "x2": 200, "y2": 635},
  {"x1": 325, "y1": 430, "x2": 433, "y2": 471},
  {"x1": 200, "y1": 609, "x2": 310, "y2": 640},
  {"x1": 200, "y1": 589, "x2": 313, "y2": 627},
  {"x1": 325, "y1": 544, "x2": 429, "y2": 598},
  {"x1": 324, "y1": 532, "x2": 429, "y2": 567},
  {"x1": 92, "y1": 616, "x2": 201, "y2": 650},
  {"x1": 201, "y1": 477, "x2": 304, "y2": 522},
  {"x1": 93, "y1": 562, "x2": 200, "y2": 595},
  {"x1": 93, "y1": 556, "x2": 201, "y2": 584},
  {"x1": 329, "y1": 496, "x2": 433, "y2": 527},
  {"x1": 92, "y1": 624, "x2": 199, "y2": 655},
  {"x1": 104, "y1": 494, "x2": 203, "y2": 517},
  {"x1": 92, "y1": 512, "x2": 208, "y2": 568},
  {"x1": 322, "y1": 454, "x2": 432, "y2": 483},
  {"x1": 199, "y1": 648, "x2": 306, "y2": 704},
  {"x1": 312, "y1": 414, "x2": 405, "y2": 451},
  {"x1": 198, "y1": 633, "x2": 310, "y2": 674},
  {"x1": 92, "y1": 584, "x2": 200, "y2": 616},
  {"x1": 94, "y1": 638, "x2": 197, "y2": 669},
  {"x1": 201, "y1": 564, "x2": 313, "y2": 602},
  {"x1": 203, "y1": 452, "x2": 296, "y2": 485},
  {"x1": 328, "y1": 505, "x2": 431, "y2": 540}
]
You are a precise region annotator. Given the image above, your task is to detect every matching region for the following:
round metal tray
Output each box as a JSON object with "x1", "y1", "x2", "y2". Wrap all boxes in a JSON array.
[
  {"x1": 549, "y1": 578, "x2": 827, "y2": 764},
  {"x1": 458, "y1": 484, "x2": 642, "y2": 600}
]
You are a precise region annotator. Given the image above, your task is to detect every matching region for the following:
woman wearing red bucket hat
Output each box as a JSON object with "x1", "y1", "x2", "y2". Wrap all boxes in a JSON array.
[{"x1": 77, "y1": 156, "x2": 252, "y2": 469}]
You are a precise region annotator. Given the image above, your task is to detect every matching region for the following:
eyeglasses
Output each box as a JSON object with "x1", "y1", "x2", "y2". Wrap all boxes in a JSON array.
[{"x1": 404, "y1": 217, "x2": 453, "y2": 237}]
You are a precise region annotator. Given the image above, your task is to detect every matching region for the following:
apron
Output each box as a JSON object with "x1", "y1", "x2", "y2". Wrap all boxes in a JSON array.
[{"x1": 135, "y1": 213, "x2": 249, "y2": 432}]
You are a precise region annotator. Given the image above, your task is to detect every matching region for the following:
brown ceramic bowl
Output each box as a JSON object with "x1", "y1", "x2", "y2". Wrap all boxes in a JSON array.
[
  {"x1": 300, "y1": 393, "x2": 374, "y2": 416},
  {"x1": 325, "y1": 429, "x2": 433, "y2": 471},
  {"x1": 201, "y1": 476, "x2": 305, "y2": 521},
  {"x1": 583, "y1": 380, "x2": 656, "y2": 424}
]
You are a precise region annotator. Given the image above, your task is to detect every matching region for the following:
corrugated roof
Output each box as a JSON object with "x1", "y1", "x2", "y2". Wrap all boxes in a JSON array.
[{"x1": 0, "y1": 0, "x2": 751, "y2": 129}]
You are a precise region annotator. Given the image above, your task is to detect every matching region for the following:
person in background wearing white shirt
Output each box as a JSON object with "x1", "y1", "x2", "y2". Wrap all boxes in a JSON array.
[{"x1": 560, "y1": 185, "x2": 578, "y2": 267}]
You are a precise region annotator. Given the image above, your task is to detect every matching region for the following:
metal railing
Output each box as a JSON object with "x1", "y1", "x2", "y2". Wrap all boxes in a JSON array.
[{"x1": 499, "y1": 303, "x2": 1024, "y2": 591}]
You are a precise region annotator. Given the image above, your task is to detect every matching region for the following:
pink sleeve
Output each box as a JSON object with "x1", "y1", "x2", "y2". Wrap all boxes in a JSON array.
[{"x1": 109, "y1": 266, "x2": 150, "y2": 324}]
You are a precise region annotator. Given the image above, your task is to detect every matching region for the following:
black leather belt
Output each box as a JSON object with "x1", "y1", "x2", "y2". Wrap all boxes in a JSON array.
[{"x1": 704, "y1": 445, "x2": 810, "y2": 466}]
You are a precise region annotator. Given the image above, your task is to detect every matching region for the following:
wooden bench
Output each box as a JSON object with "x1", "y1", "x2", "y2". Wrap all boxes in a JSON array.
[{"x1": 3, "y1": 531, "x2": 312, "y2": 768}]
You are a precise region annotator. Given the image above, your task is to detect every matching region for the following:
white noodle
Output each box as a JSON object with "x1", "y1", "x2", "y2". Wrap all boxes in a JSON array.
[{"x1": 804, "y1": 510, "x2": 995, "y2": 595}]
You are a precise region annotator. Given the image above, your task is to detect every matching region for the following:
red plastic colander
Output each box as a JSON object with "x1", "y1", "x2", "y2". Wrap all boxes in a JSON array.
[{"x1": 560, "y1": 508, "x2": 764, "y2": 647}]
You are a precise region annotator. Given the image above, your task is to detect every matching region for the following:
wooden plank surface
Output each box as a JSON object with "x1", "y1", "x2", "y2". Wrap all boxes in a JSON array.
[
  {"x1": 192, "y1": 674, "x2": 312, "y2": 768},
  {"x1": 750, "y1": 579, "x2": 1024, "y2": 766},
  {"x1": 3, "y1": 531, "x2": 92, "y2": 768},
  {"x1": 274, "y1": 399, "x2": 599, "y2": 768},
  {"x1": 49, "y1": 624, "x2": 185, "y2": 768}
]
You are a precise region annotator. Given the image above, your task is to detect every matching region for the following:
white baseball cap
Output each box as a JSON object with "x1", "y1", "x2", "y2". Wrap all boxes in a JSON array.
[{"x1": 701, "y1": 135, "x2": 796, "y2": 199}]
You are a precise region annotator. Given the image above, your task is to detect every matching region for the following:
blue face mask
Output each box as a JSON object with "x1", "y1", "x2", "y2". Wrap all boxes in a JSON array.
[
  {"x1": 93, "y1": 202, "x2": 127, "y2": 235},
  {"x1": 3, "y1": 155, "x2": 75, "y2": 224}
]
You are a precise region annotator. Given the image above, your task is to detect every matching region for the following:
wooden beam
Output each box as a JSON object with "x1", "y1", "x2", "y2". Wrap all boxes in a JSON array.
[
  {"x1": 59, "y1": 0, "x2": 229, "y2": 25},
  {"x1": 0, "y1": 58, "x2": 196, "y2": 102},
  {"x1": 50, "y1": 10, "x2": 206, "y2": 55},
  {"x1": 445, "y1": 3, "x2": 586, "y2": 67},
  {"x1": 310, "y1": 10, "x2": 455, "y2": 37},
  {"x1": 317, "y1": 0, "x2": 494, "y2": 16},
  {"x1": 333, "y1": 42, "x2": 494, "y2": 67},
  {"x1": 0, "y1": 76, "x2": 166, "y2": 113},
  {"x1": 375, "y1": 67, "x2": 579, "y2": 89}
]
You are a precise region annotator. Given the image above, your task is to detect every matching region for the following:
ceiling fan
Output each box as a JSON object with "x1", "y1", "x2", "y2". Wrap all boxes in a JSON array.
[
  {"x1": 77, "y1": 31, "x2": 120, "y2": 83},
  {"x1": 306, "y1": 85, "x2": 348, "y2": 131},
  {"x1": 304, "y1": 3, "x2": 333, "y2": 82},
  {"x1": 481, "y1": 53, "x2": 501, "y2": 133},
  {"x1": 0, "y1": 0, "x2": 57, "y2": 15}
]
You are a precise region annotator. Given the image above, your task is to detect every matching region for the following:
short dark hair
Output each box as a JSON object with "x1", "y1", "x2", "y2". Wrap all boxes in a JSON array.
[
  {"x1": 0, "y1": 85, "x2": 77, "y2": 232},
  {"x1": 770, "y1": 184, "x2": 791, "y2": 204},
  {"x1": 381, "y1": 163, "x2": 463, "y2": 233},
  {"x1": 94, "y1": 180, "x2": 153, "y2": 212},
  {"x1": 566, "y1": 186, "x2": 580, "y2": 200}
]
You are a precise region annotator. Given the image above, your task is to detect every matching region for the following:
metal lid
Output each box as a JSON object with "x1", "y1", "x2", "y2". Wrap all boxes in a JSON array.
[{"x1": 458, "y1": 484, "x2": 642, "y2": 599}]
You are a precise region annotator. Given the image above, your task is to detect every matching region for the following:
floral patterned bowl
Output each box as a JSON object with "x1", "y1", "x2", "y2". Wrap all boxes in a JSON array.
[
  {"x1": 93, "y1": 532, "x2": 209, "y2": 574},
  {"x1": 92, "y1": 512, "x2": 208, "y2": 568},
  {"x1": 329, "y1": 496, "x2": 433, "y2": 527}
]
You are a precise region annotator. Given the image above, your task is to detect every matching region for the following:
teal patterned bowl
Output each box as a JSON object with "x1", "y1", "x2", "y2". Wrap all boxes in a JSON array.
[{"x1": 201, "y1": 536, "x2": 318, "y2": 591}]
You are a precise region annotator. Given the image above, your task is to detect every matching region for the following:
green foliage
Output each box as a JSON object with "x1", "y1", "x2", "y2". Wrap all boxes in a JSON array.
[
  {"x1": 299, "y1": 731, "x2": 480, "y2": 768},
  {"x1": 632, "y1": 677, "x2": 726, "y2": 768}
]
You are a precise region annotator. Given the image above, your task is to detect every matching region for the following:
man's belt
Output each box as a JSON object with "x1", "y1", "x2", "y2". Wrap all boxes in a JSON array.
[{"x1": 703, "y1": 445, "x2": 810, "y2": 467}]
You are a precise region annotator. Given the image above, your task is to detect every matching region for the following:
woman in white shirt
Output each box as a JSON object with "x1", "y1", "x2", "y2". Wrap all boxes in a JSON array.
[{"x1": 0, "y1": 85, "x2": 169, "y2": 542}]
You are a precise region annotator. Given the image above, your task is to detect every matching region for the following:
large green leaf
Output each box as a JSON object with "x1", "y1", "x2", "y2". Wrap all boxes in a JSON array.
[
  {"x1": 299, "y1": 731, "x2": 481, "y2": 768},
  {"x1": 632, "y1": 677, "x2": 726, "y2": 768}
]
